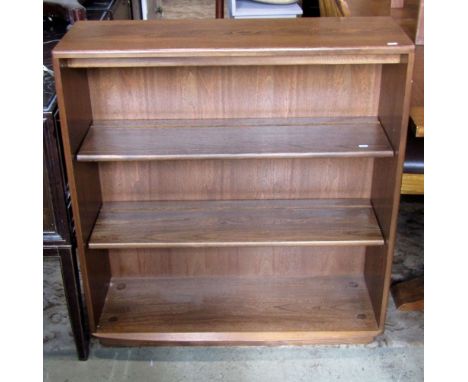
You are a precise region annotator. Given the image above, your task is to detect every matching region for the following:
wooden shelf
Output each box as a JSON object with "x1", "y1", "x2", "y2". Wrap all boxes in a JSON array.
[
  {"x1": 88, "y1": 199, "x2": 384, "y2": 249},
  {"x1": 77, "y1": 117, "x2": 394, "y2": 161},
  {"x1": 95, "y1": 275, "x2": 379, "y2": 344}
]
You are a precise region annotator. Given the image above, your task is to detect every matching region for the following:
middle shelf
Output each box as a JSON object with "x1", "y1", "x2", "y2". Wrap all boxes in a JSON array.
[
  {"x1": 88, "y1": 199, "x2": 384, "y2": 249},
  {"x1": 77, "y1": 117, "x2": 394, "y2": 161}
]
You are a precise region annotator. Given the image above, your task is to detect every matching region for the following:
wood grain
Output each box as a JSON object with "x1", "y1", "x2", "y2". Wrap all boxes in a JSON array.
[
  {"x1": 391, "y1": 277, "x2": 424, "y2": 311},
  {"x1": 409, "y1": 106, "x2": 424, "y2": 137},
  {"x1": 391, "y1": 0, "x2": 404, "y2": 8},
  {"x1": 415, "y1": 0, "x2": 424, "y2": 45},
  {"x1": 87, "y1": 65, "x2": 382, "y2": 120},
  {"x1": 365, "y1": 56, "x2": 414, "y2": 326},
  {"x1": 346, "y1": 0, "x2": 391, "y2": 16},
  {"x1": 99, "y1": 157, "x2": 375, "y2": 202},
  {"x1": 95, "y1": 275, "x2": 379, "y2": 344},
  {"x1": 77, "y1": 118, "x2": 393, "y2": 161},
  {"x1": 65, "y1": 54, "x2": 405, "y2": 68},
  {"x1": 52, "y1": 62, "x2": 111, "y2": 331},
  {"x1": 109, "y1": 247, "x2": 366, "y2": 278},
  {"x1": 89, "y1": 199, "x2": 384, "y2": 249},
  {"x1": 53, "y1": 18, "x2": 414, "y2": 61},
  {"x1": 319, "y1": 0, "x2": 351, "y2": 16},
  {"x1": 390, "y1": 0, "x2": 420, "y2": 43},
  {"x1": 411, "y1": 46, "x2": 424, "y2": 107}
]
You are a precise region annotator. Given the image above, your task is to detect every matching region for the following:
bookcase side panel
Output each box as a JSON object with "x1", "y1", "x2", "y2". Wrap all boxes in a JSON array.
[
  {"x1": 365, "y1": 55, "x2": 415, "y2": 327},
  {"x1": 53, "y1": 63, "x2": 111, "y2": 330}
]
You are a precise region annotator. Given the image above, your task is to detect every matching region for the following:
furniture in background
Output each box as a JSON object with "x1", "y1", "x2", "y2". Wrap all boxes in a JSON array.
[
  {"x1": 43, "y1": 0, "x2": 87, "y2": 24},
  {"x1": 43, "y1": 0, "x2": 133, "y2": 361},
  {"x1": 53, "y1": 18, "x2": 414, "y2": 346},
  {"x1": 44, "y1": 7, "x2": 88, "y2": 359},
  {"x1": 392, "y1": 0, "x2": 424, "y2": 197},
  {"x1": 43, "y1": 65, "x2": 89, "y2": 360},
  {"x1": 318, "y1": 0, "x2": 390, "y2": 16},
  {"x1": 301, "y1": 0, "x2": 321, "y2": 16},
  {"x1": 216, "y1": 0, "x2": 225, "y2": 18},
  {"x1": 228, "y1": 0, "x2": 303, "y2": 18},
  {"x1": 390, "y1": 0, "x2": 424, "y2": 193},
  {"x1": 131, "y1": 0, "x2": 143, "y2": 19},
  {"x1": 392, "y1": 276, "x2": 423, "y2": 310},
  {"x1": 318, "y1": 0, "x2": 351, "y2": 16},
  {"x1": 401, "y1": 112, "x2": 423, "y2": 195},
  {"x1": 391, "y1": 0, "x2": 424, "y2": 311},
  {"x1": 85, "y1": 0, "x2": 133, "y2": 19},
  {"x1": 44, "y1": 0, "x2": 134, "y2": 23}
]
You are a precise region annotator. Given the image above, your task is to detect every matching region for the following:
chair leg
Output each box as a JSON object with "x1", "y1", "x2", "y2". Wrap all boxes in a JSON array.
[{"x1": 58, "y1": 247, "x2": 89, "y2": 360}]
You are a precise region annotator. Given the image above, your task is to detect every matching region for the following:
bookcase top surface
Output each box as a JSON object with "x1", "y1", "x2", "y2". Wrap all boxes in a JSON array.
[{"x1": 53, "y1": 17, "x2": 414, "y2": 60}]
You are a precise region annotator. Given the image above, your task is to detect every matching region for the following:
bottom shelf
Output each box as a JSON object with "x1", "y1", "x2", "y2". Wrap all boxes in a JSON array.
[{"x1": 95, "y1": 275, "x2": 379, "y2": 345}]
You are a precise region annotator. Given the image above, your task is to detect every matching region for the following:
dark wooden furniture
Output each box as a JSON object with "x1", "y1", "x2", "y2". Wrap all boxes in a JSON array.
[
  {"x1": 216, "y1": 0, "x2": 224, "y2": 18},
  {"x1": 392, "y1": 276, "x2": 423, "y2": 310},
  {"x1": 43, "y1": 91, "x2": 89, "y2": 360},
  {"x1": 44, "y1": 18, "x2": 91, "y2": 359},
  {"x1": 53, "y1": 18, "x2": 414, "y2": 346}
]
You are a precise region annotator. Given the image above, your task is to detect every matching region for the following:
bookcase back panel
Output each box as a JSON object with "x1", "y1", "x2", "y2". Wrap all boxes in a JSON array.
[
  {"x1": 108, "y1": 247, "x2": 365, "y2": 278},
  {"x1": 87, "y1": 65, "x2": 381, "y2": 119},
  {"x1": 98, "y1": 158, "x2": 374, "y2": 201}
]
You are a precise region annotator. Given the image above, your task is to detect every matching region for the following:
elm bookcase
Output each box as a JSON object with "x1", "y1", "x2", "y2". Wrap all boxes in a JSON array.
[{"x1": 53, "y1": 17, "x2": 414, "y2": 346}]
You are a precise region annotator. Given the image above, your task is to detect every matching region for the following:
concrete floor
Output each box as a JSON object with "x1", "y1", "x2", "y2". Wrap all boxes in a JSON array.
[{"x1": 44, "y1": 346, "x2": 423, "y2": 382}]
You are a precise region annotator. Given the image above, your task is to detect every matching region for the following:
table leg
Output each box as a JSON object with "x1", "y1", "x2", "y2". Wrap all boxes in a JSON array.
[{"x1": 216, "y1": 0, "x2": 224, "y2": 18}]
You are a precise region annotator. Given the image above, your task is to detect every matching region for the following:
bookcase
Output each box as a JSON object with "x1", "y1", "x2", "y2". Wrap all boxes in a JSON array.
[{"x1": 53, "y1": 17, "x2": 414, "y2": 345}]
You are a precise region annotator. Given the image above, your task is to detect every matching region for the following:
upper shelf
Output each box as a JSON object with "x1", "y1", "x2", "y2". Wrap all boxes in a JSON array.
[
  {"x1": 53, "y1": 18, "x2": 414, "y2": 67},
  {"x1": 77, "y1": 117, "x2": 394, "y2": 161}
]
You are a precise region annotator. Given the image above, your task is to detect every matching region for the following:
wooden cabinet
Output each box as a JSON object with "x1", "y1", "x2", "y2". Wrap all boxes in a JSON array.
[
  {"x1": 43, "y1": 108, "x2": 89, "y2": 359},
  {"x1": 53, "y1": 18, "x2": 414, "y2": 346}
]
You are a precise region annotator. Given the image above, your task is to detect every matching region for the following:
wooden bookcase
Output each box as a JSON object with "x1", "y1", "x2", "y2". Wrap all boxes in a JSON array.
[{"x1": 53, "y1": 17, "x2": 414, "y2": 345}]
